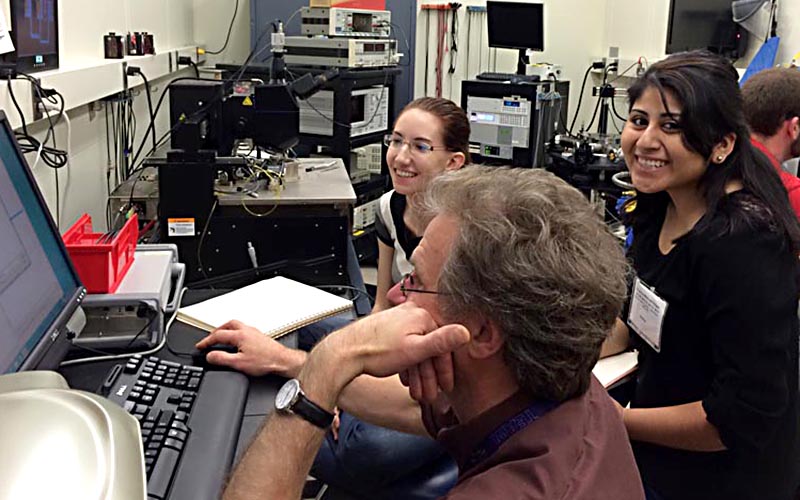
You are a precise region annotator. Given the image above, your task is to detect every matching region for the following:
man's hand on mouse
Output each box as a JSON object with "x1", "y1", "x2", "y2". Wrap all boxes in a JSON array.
[{"x1": 195, "y1": 319, "x2": 306, "y2": 378}]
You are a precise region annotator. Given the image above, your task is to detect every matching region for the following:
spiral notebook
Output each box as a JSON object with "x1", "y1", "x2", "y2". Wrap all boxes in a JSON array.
[{"x1": 176, "y1": 276, "x2": 354, "y2": 338}]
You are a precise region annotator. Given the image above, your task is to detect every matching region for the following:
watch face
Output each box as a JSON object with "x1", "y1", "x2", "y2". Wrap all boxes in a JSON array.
[{"x1": 276, "y1": 379, "x2": 300, "y2": 410}]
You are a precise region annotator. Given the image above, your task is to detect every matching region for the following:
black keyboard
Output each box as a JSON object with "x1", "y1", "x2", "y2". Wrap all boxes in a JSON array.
[
  {"x1": 101, "y1": 355, "x2": 249, "y2": 500},
  {"x1": 476, "y1": 72, "x2": 541, "y2": 82}
]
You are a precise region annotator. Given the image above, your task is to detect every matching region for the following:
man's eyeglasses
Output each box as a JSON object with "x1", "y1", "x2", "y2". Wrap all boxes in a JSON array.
[
  {"x1": 383, "y1": 135, "x2": 449, "y2": 156},
  {"x1": 399, "y1": 273, "x2": 445, "y2": 298}
]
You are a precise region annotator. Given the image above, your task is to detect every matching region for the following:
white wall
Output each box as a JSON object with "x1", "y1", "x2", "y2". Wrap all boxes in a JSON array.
[
  {"x1": 193, "y1": 0, "x2": 252, "y2": 65},
  {"x1": 602, "y1": 0, "x2": 670, "y2": 64}
]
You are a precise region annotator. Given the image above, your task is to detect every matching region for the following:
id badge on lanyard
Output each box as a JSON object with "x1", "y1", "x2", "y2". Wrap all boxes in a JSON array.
[{"x1": 627, "y1": 277, "x2": 668, "y2": 353}]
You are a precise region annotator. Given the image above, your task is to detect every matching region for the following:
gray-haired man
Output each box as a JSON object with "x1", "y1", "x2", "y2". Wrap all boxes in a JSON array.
[{"x1": 220, "y1": 167, "x2": 644, "y2": 500}]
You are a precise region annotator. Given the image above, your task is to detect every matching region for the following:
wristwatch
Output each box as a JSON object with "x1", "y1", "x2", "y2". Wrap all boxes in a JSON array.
[{"x1": 275, "y1": 378, "x2": 335, "y2": 429}]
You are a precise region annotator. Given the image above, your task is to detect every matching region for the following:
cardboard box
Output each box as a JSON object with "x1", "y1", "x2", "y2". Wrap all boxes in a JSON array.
[{"x1": 309, "y1": 0, "x2": 386, "y2": 8}]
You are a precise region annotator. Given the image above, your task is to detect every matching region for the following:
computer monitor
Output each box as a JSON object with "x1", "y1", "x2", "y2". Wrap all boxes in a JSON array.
[
  {"x1": 0, "y1": 110, "x2": 84, "y2": 374},
  {"x1": 666, "y1": 0, "x2": 746, "y2": 59},
  {"x1": 486, "y1": 1, "x2": 544, "y2": 74},
  {"x1": 8, "y1": 0, "x2": 60, "y2": 73}
]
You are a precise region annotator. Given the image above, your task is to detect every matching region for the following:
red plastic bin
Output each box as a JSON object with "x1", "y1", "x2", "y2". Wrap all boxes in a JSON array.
[{"x1": 63, "y1": 213, "x2": 138, "y2": 294}]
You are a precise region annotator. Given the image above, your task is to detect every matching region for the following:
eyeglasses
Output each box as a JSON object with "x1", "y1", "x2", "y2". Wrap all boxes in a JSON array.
[
  {"x1": 399, "y1": 272, "x2": 446, "y2": 298},
  {"x1": 383, "y1": 135, "x2": 449, "y2": 156}
]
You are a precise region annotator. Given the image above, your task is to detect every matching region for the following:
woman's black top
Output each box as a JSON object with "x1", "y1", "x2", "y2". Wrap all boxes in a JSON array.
[{"x1": 625, "y1": 191, "x2": 800, "y2": 500}]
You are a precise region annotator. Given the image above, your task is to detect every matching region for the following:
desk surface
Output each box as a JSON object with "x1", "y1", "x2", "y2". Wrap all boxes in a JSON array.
[{"x1": 217, "y1": 158, "x2": 357, "y2": 207}]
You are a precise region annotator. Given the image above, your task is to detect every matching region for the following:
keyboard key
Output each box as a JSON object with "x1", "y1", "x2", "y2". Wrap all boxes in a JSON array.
[
  {"x1": 168, "y1": 429, "x2": 188, "y2": 442},
  {"x1": 160, "y1": 360, "x2": 181, "y2": 368},
  {"x1": 163, "y1": 437, "x2": 184, "y2": 451},
  {"x1": 170, "y1": 421, "x2": 189, "y2": 434},
  {"x1": 159, "y1": 410, "x2": 174, "y2": 426},
  {"x1": 167, "y1": 394, "x2": 181, "y2": 405},
  {"x1": 174, "y1": 411, "x2": 188, "y2": 423},
  {"x1": 148, "y1": 447, "x2": 180, "y2": 499},
  {"x1": 123, "y1": 400, "x2": 135, "y2": 413}
]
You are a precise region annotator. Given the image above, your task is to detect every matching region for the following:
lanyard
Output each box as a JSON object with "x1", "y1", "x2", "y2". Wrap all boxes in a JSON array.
[{"x1": 463, "y1": 400, "x2": 558, "y2": 471}]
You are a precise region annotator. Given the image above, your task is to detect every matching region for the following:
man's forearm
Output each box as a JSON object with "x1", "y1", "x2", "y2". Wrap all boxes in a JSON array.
[
  {"x1": 224, "y1": 336, "x2": 358, "y2": 500},
  {"x1": 223, "y1": 413, "x2": 326, "y2": 500},
  {"x1": 338, "y1": 374, "x2": 426, "y2": 435}
]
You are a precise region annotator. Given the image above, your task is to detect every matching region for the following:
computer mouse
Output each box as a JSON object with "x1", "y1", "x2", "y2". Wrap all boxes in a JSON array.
[{"x1": 191, "y1": 344, "x2": 239, "y2": 367}]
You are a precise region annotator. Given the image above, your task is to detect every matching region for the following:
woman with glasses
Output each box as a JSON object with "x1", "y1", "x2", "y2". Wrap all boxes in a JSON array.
[
  {"x1": 302, "y1": 97, "x2": 469, "y2": 499},
  {"x1": 373, "y1": 97, "x2": 469, "y2": 312}
]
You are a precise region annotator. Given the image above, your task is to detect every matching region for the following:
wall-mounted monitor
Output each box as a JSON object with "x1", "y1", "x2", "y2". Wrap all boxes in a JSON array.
[
  {"x1": 8, "y1": 0, "x2": 59, "y2": 73},
  {"x1": 666, "y1": 0, "x2": 746, "y2": 59}
]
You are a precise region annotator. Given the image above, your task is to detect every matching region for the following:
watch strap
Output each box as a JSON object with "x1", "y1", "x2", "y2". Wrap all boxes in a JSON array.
[{"x1": 292, "y1": 391, "x2": 335, "y2": 429}]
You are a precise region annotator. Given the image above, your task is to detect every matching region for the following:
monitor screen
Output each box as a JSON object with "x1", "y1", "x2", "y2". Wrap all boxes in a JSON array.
[
  {"x1": 666, "y1": 0, "x2": 742, "y2": 57},
  {"x1": 0, "y1": 111, "x2": 83, "y2": 374},
  {"x1": 487, "y1": 1, "x2": 544, "y2": 52},
  {"x1": 9, "y1": 0, "x2": 59, "y2": 73}
]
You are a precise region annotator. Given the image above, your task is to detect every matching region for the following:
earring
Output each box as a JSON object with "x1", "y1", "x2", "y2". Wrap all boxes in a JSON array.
[{"x1": 716, "y1": 155, "x2": 724, "y2": 163}]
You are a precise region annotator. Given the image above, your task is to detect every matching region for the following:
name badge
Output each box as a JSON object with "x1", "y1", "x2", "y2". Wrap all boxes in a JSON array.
[{"x1": 627, "y1": 277, "x2": 668, "y2": 353}]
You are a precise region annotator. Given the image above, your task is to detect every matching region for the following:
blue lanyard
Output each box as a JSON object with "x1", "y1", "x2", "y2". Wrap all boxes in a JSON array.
[{"x1": 463, "y1": 400, "x2": 559, "y2": 471}]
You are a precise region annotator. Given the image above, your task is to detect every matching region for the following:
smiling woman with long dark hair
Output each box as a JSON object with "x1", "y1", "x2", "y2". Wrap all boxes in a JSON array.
[{"x1": 603, "y1": 50, "x2": 800, "y2": 500}]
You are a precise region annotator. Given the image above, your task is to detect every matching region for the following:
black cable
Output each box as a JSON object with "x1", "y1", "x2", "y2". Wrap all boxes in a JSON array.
[
  {"x1": 611, "y1": 95, "x2": 627, "y2": 122},
  {"x1": 206, "y1": 0, "x2": 239, "y2": 55},
  {"x1": 189, "y1": 60, "x2": 200, "y2": 79},
  {"x1": 67, "y1": 341, "x2": 117, "y2": 358},
  {"x1": 104, "y1": 104, "x2": 112, "y2": 196},
  {"x1": 9, "y1": 78, "x2": 69, "y2": 169},
  {"x1": 197, "y1": 199, "x2": 219, "y2": 284},
  {"x1": 137, "y1": 72, "x2": 157, "y2": 151},
  {"x1": 7, "y1": 79, "x2": 28, "y2": 135},
  {"x1": 125, "y1": 312, "x2": 158, "y2": 348},
  {"x1": 569, "y1": 65, "x2": 593, "y2": 136},
  {"x1": 585, "y1": 95, "x2": 603, "y2": 132}
]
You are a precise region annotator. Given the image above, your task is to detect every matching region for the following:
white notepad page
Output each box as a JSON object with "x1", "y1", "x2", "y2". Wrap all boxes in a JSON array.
[{"x1": 176, "y1": 276, "x2": 354, "y2": 338}]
